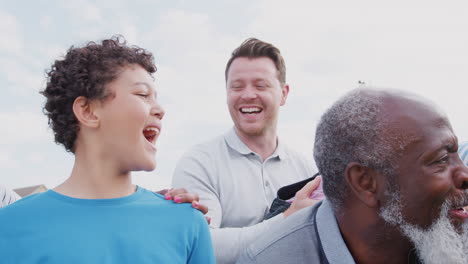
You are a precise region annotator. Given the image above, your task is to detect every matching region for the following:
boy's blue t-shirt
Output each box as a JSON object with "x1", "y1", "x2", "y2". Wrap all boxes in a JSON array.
[{"x1": 0, "y1": 186, "x2": 215, "y2": 264}]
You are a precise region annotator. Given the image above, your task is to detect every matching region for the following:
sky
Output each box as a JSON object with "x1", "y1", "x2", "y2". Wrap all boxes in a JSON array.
[{"x1": 1, "y1": 0, "x2": 468, "y2": 191}]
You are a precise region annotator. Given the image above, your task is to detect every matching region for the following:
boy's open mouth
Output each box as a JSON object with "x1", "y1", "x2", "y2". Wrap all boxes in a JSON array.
[{"x1": 143, "y1": 126, "x2": 160, "y2": 144}]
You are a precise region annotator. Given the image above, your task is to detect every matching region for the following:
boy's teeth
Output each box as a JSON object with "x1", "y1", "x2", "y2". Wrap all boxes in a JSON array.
[{"x1": 144, "y1": 127, "x2": 160, "y2": 134}]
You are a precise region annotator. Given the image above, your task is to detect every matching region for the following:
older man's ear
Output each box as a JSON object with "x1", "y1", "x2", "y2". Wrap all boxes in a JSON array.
[{"x1": 344, "y1": 162, "x2": 379, "y2": 208}]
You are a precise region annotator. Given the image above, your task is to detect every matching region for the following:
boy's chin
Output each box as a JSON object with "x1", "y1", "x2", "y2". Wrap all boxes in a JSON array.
[{"x1": 133, "y1": 161, "x2": 157, "y2": 172}]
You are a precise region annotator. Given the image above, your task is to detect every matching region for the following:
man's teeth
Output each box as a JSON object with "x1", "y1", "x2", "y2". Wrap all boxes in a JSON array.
[
  {"x1": 144, "y1": 127, "x2": 160, "y2": 134},
  {"x1": 240, "y1": 107, "x2": 261, "y2": 113}
]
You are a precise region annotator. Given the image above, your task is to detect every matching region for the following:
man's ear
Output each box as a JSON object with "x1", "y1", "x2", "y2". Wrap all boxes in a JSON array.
[
  {"x1": 344, "y1": 162, "x2": 379, "y2": 208},
  {"x1": 280, "y1": 84, "x2": 289, "y2": 106},
  {"x1": 72, "y1": 96, "x2": 100, "y2": 128}
]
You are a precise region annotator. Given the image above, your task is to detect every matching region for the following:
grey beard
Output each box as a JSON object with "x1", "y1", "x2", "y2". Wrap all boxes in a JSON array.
[{"x1": 379, "y1": 191, "x2": 468, "y2": 264}]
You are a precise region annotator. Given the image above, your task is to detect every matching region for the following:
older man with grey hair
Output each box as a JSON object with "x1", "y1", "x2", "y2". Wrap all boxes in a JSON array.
[{"x1": 237, "y1": 88, "x2": 468, "y2": 264}]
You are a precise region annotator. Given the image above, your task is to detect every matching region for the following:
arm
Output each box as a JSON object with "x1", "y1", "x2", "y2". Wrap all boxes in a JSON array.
[
  {"x1": 172, "y1": 151, "x2": 285, "y2": 264},
  {"x1": 236, "y1": 246, "x2": 257, "y2": 264},
  {"x1": 187, "y1": 211, "x2": 216, "y2": 264},
  {"x1": 0, "y1": 185, "x2": 20, "y2": 208},
  {"x1": 210, "y1": 214, "x2": 284, "y2": 264},
  {"x1": 212, "y1": 177, "x2": 322, "y2": 263}
]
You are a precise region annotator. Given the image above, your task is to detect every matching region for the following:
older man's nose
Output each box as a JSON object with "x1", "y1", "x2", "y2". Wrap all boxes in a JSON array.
[{"x1": 455, "y1": 165, "x2": 468, "y2": 190}]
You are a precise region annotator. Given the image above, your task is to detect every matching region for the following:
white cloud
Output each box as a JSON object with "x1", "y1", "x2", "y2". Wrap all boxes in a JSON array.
[
  {"x1": 0, "y1": 111, "x2": 50, "y2": 146},
  {"x1": 63, "y1": 0, "x2": 103, "y2": 23},
  {"x1": 245, "y1": 0, "x2": 468, "y2": 137},
  {"x1": 39, "y1": 16, "x2": 53, "y2": 29},
  {"x1": 25, "y1": 152, "x2": 46, "y2": 164},
  {"x1": 0, "y1": 58, "x2": 44, "y2": 94},
  {"x1": 0, "y1": 10, "x2": 23, "y2": 56},
  {"x1": 0, "y1": 150, "x2": 19, "y2": 170},
  {"x1": 2, "y1": 0, "x2": 468, "y2": 190}
]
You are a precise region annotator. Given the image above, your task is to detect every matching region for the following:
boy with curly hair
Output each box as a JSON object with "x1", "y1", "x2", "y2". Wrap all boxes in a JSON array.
[{"x1": 0, "y1": 36, "x2": 215, "y2": 264}]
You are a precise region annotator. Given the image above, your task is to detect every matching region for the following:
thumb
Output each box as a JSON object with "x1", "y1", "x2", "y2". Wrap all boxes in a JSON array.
[{"x1": 296, "y1": 176, "x2": 321, "y2": 199}]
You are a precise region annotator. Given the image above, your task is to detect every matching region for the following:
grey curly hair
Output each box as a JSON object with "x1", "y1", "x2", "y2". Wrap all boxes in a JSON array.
[{"x1": 313, "y1": 88, "x2": 403, "y2": 211}]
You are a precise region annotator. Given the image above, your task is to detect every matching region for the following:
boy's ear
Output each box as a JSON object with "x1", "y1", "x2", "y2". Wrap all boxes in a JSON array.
[
  {"x1": 344, "y1": 162, "x2": 379, "y2": 208},
  {"x1": 72, "y1": 96, "x2": 100, "y2": 128}
]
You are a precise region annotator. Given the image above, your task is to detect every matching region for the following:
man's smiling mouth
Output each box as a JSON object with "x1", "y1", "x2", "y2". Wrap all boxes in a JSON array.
[
  {"x1": 449, "y1": 207, "x2": 468, "y2": 220},
  {"x1": 240, "y1": 107, "x2": 262, "y2": 114}
]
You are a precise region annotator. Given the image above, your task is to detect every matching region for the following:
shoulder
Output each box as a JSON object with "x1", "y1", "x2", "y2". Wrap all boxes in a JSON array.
[
  {"x1": 0, "y1": 191, "x2": 48, "y2": 219},
  {"x1": 181, "y1": 134, "x2": 226, "y2": 159},
  {"x1": 139, "y1": 188, "x2": 206, "y2": 225},
  {"x1": 283, "y1": 145, "x2": 311, "y2": 162},
  {"x1": 279, "y1": 142, "x2": 317, "y2": 172},
  {"x1": 173, "y1": 134, "x2": 226, "y2": 184},
  {"x1": 244, "y1": 203, "x2": 321, "y2": 261}
]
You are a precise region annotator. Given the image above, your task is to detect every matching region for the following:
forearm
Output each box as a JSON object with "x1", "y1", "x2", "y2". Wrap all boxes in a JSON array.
[{"x1": 210, "y1": 214, "x2": 284, "y2": 264}]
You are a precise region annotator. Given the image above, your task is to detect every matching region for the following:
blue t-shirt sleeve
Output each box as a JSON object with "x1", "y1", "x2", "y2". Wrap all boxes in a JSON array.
[{"x1": 188, "y1": 211, "x2": 216, "y2": 264}]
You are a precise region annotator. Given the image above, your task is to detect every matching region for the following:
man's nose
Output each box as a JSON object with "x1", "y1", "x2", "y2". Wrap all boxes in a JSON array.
[
  {"x1": 241, "y1": 86, "x2": 258, "y2": 100},
  {"x1": 455, "y1": 163, "x2": 468, "y2": 190}
]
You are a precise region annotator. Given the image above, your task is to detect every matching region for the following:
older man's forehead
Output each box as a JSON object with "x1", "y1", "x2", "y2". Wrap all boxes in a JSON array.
[{"x1": 378, "y1": 92, "x2": 453, "y2": 151}]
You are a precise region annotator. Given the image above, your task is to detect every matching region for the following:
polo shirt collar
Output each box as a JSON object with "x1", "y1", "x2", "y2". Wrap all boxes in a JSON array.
[
  {"x1": 317, "y1": 199, "x2": 356, "y2": 264},
  {"x1": 224, "y1": 127, "x2": 288, "y2": 160}
]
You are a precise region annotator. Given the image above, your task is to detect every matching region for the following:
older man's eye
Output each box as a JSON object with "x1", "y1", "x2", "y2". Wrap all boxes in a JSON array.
[
  {"x1": 434, "y1": 156, "x2": 449, "y2": 165},
  {"x1": 137, "y1": 94, "x2": 149, "y2": 98}
]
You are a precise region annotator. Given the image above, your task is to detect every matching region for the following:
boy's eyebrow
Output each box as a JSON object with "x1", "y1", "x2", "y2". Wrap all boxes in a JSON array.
[
  {"x1": 134, "y1": 81, "x2": 158, "y2": 97},
  {"x1": 134, "y1": 82, "x2": 152, "y2": 89}
]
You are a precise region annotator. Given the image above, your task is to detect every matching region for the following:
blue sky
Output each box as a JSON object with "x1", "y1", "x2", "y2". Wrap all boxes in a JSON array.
[{"x1": 1, "y1": 0, "x2": 468, "y2": 190}]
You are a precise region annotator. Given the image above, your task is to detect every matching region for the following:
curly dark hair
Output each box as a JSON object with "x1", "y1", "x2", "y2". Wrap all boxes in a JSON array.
[{"x1": 41, "y1": 35, "x2": 156, "y2": 153}]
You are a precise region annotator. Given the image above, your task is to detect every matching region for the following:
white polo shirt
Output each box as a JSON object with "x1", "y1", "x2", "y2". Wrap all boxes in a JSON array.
[{"x1": 172, "y1": 128, "x2": 315, "y2": 264}]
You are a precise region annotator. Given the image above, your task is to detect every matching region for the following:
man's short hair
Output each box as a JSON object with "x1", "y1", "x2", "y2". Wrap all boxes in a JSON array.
[
  {"x1": 313, "y1": 88, "x2": 402, "y2": 211},
  {"x1": 225, "y1": 38, "x2": 286, "y2": 85},
  {"x1": 41, "y1": 35, "x2": 156, "y2": 153}
]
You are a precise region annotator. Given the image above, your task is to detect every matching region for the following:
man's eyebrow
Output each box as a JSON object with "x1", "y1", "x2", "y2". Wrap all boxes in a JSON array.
[
  {"x1": 229, "y1": 79, "x2": 243, "y2": 83},
  {"x1": 431, "y1": 141, "x2": 457, "y2": 157}
]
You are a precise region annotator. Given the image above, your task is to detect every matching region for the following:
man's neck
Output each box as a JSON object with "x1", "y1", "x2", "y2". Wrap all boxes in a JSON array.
[
  {"x1": 235, "y1": 128, "x2": 278, "y2": 161},
  {"x1": 337, "y1": 209, "x2": 413, "y2": 264}
]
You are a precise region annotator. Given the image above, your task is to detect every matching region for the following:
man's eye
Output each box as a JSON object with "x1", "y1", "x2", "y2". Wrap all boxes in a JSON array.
[
  {"x1": 137, "y1": 94, "x2": 148, "y2": 98},
  {"x1": 434, "y1": 156, "x2": 449, "y2": 165}
]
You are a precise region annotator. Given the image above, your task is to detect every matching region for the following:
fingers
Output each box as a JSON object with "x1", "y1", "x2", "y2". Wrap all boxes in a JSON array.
[
  {"x1": 192, "y1": 200, "x2": 209, "y2": 215},
  {"x1": 161, "y1": 188, "x2": 209, "y2": 217},
  {"x1": 295, "y1": 176, "x2": 321, "y2": 199},
  {"x1": 167, "y1": 193, "x2": 200, "y2": 204},
  {"x1": 155, "y1": 189, "x2": 169, "y2": 195},
  {"x1": 166, "y1": 188, "x2": 188, "y2": 198}
]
